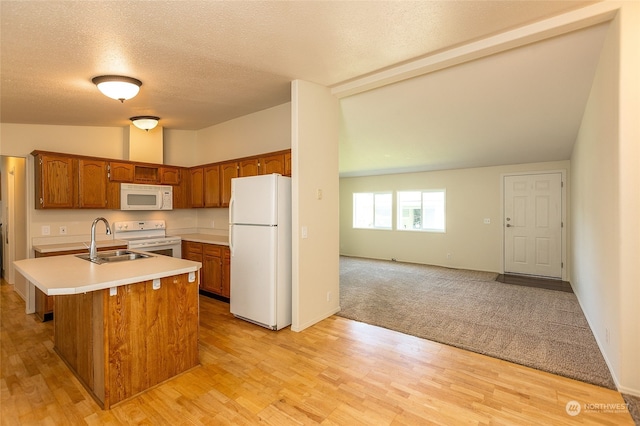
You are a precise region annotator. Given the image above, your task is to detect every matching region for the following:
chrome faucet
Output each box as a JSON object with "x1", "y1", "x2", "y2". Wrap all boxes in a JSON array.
[{"x1": 90, "y1": 217, "x2": 112, "y2": 260}]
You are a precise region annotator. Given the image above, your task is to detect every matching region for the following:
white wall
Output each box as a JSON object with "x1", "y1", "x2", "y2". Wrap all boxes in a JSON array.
[
  {"x1": 571, "y1": 1, "x2": 640, "y2": 396},
  {"x1": 291, "y1": 80, "x2": 340, "y2": 332},
  {"x1": 164, "y1": 129, "x2": 198, "y2": 167},
  {"x1": 196, "y1": 103, "x2": 292, "y2": 162},
  {"x1": 616, "y1": 0, "x2": 640, "y2": 397},
  {"x1": 340, "y1": 161, "x2": 569, "y2": 274}
]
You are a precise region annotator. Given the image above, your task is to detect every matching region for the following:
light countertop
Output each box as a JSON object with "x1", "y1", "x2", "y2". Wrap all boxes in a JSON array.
[
  {"x1": 33, "y1": 239, "x2": 128, "y2": 254},
  {"x1": 176, "y1": 233, "x2": 229, "y2": 246},
  {"x1": 14, "y1": 252, "x2": 201, "y2": 296}
]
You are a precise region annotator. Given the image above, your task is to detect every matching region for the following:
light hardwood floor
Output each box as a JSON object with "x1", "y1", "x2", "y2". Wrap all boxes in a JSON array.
[{"x1": 1, "y1": 280, "x2": 633, "y2": 425}]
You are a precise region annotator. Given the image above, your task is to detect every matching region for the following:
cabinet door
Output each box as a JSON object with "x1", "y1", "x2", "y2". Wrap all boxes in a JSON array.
[
  {"x1": 238, "y1": 158, "x2": 259, "y2": 177},
  {"x1": 259, "y1": 153, "x2": 285, "y2": 175},
  {"x1": 222, "y1": 247, "x2": 230, "y2": 298},
  {"x1": 160, "y1": 166, "x2": 181, "y2": 185},
  {"x1": 78, "y1": 159, "x2": 108, "y2": 208},
  {"x1": 189, "y1": 168, "x2": 204, "y2": 208},
  {"x1": 35, "y1": 154, "x2": 77, "y2": 208},
  {"x1": 220, "y1": 162, "x2": 238, "y2": 207},
  {"x1": 109, "y1": 162, "x2": 134, "y2": 182},
  {"x1": 284, "y1": 151, "x2": 292, "y2": 176},
  {"x1": 182, "y1": 241, "x2": 204, "y2": 289},
  {"x1": 173, "y1": 169, "x2": 189, "y2": 209},
  {"x1": 202, "y1": 246, "x2": 222, "y2": 295},
  {"x1": 204, "y1": 165, "x2": 220, "y2": 208}
]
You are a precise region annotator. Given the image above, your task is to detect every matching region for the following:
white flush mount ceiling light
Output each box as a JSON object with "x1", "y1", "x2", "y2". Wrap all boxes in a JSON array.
[
  {"x1": 92, "y1": 75, "x2": 142, "y2": 102},
  {"x1": 130, "y1": 116, "x2": 160, "y2": 131}
]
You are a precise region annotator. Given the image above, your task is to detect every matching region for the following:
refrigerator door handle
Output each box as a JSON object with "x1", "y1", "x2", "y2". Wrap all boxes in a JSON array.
[{"x1": 229, "y1": 195, "x2": 235, "y2": 256}]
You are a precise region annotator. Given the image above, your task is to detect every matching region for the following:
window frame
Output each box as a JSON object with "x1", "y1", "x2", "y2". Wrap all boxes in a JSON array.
[
  {"x1": 396, "y1": 189, "x2": 446, "y2": 233},
  {"x1": 352, "y1": 191, "x2": 393, "y2": 230}
]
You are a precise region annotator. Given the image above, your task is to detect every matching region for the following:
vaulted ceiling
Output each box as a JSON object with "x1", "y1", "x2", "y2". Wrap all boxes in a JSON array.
[{"x1": 1, "y1": 1, "x2": 604, "y2": 175}]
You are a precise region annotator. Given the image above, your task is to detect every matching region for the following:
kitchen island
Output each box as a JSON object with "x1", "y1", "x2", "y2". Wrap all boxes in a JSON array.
[{"x1": 14, "y1": 252, "x2": 202, "y2": 409}]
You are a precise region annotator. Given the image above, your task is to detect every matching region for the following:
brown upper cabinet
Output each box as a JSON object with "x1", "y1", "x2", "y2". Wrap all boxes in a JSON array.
[
  {"x1": 204, "y1": 165, "x2": 221, "y2": 208},
  {"x1": 220, "y1": 162, "x2": 238, "y2": 207},
  {"x1": 78, "y1": 159, "x2": 108, "y2": 208},
  {"x1": 34, "y1": 153, "x2": 77, "y2": 209},
  {"x1": 284, "y1": 151, "x2": 292, "y2": 176},
  {"x1": 160, "y1": 166, "x2": 181, "y2": 185},
  {"x1": 108, "y1": 162, "x2": 134, "y2": 182},
  {"x1": 259, "y1": 152, "x2": 286, "y2": 175},
  {"x1": 188, "y1": 165, "x2": 220, "y2": 208},
  {"x1": 238, "y1": 158, "x2": 259, "y2": 177},
  {"x1": 133, "y1": 165, "x2": 159, "y2": 184},
  {"x1": 189, "y1": 167, "x2": 204, "y2": 208},
  {"x1": 32, "y1": 149, "x2": 290, "y2": 210}
]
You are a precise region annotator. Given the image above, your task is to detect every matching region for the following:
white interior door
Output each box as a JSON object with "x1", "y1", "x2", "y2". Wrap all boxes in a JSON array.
[{"x1": 504, "y1": 173, "x2": 562, "y2": 278}]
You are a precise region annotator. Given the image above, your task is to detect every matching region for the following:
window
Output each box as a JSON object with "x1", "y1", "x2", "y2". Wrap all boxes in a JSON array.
[
  {"x1": 353, "y1": 192, "x2": 392, "y2": 229},
  {"x1": 397, "y1": 190, "x2": 445, "y2": 232}
]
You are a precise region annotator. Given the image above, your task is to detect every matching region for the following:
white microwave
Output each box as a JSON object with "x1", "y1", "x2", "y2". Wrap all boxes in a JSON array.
[{"x1": 120, "y1": 183, "x2": 173, "y2": 210}]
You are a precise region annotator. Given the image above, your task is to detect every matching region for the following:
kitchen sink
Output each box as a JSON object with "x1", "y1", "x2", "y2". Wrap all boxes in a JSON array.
[{"x1": 76, "y1": 250, "x2": 151, "y2": 265}]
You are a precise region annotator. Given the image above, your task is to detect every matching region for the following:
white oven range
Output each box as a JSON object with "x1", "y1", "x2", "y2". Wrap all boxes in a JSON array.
[{"x1": 112, "y1": 220, "x2": 181, "y2": 258}]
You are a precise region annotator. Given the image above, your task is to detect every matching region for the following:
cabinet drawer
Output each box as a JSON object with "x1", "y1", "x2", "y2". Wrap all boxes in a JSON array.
[
  {"x1": 203, "y1": 244, "x2": 222, "y2": 257},
  {"x1": 182, "y1": 241, "x2": 203, "y2": 256}
]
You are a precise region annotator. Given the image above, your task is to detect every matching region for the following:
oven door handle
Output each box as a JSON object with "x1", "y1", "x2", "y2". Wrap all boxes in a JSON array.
[{"x1": 131, "y1": 240, "x2": 178, "y2": 249}]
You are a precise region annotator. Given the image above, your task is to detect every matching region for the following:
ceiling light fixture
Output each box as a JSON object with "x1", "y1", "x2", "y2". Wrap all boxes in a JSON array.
[
  {"x1": 92, "y1": 75, "x2": 142, "y2": 102},
  {"x1": 130, "y1": 116, "x2": 160, "y2": 131}
]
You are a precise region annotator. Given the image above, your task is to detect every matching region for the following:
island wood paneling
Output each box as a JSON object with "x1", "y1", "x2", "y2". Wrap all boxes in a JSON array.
[
  {"x1": 107, "y1": 274, "x2": 199, "y2": 407},
  {"x1": 54, "y1": 291, "x2": 95, "y2": 390},
  {"x1": 52, "y1": 273, "x2": 199, "y2": 409}
]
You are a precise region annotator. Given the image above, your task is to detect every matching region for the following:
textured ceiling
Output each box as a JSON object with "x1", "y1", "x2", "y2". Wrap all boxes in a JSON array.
[{"x1": 0, "y1": 1, "x2": 603, "y2": 175}]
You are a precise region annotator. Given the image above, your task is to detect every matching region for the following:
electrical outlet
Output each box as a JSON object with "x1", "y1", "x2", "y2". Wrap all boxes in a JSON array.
[
  {"x1": 447, "y1": 253, "x2": 452, "y2": 259},
  {"x1": 59, "y1": 226, "x2": 67, "y2": 235},
  {"x1": 483, "y1": 218, "x2": 491, "y2": 224},
  {"x1": 41, "y1": 225, "x2": 50, "y2": 236},
  {"x1": 211, "y1": 220, "x2": 215, "y2": 228},
  {"x1": 326, "y1": 291, "x2": 331, "y2": 302}
]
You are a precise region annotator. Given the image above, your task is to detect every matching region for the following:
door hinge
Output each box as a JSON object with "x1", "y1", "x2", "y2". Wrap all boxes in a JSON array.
[
  {"x1": 561, "y1": 262, "x2": 564, "y2": 268},
  {"x1": 561, "y1": 222, "x2": 564, "y2": 228},
  {"x1": 561, "y1": 181, "x2": 564, "y2": 188}
]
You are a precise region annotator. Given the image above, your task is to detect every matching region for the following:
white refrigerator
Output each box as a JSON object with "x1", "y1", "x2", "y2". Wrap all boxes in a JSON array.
[{"x1": 229, "y1": 174, "x2": 292, "y2": 330}]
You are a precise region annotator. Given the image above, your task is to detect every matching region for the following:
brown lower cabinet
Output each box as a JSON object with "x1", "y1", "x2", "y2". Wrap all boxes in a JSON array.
[
  {"x1": 34, "y1": 245, "x2": 127, "y2": 321},
  {"x1": 182, "y1": 241, "x2": 230, "y2": 298}
]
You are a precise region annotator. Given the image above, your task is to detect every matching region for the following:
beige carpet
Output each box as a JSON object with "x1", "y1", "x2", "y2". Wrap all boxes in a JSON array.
[{"x1": 338, "y1": 256, "x2": 616, "y2": 390}]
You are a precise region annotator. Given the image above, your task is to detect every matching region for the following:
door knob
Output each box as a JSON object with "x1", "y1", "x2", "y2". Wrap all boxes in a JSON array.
[{"x1": 506, "y1": 224, "x2": 513, "y2": 227}]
